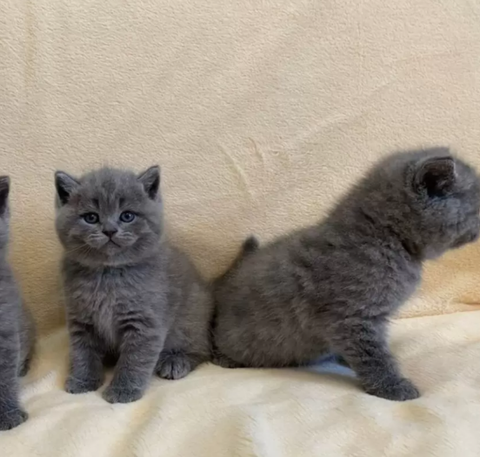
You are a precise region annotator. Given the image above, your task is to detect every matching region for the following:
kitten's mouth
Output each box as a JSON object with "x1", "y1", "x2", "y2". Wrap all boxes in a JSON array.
[{"x1": 99, "y1": 240, "x2": 123, "y2": 254}]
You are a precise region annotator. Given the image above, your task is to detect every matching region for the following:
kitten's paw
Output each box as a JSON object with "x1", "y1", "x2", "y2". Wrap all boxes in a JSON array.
[
  {"x1": 365, "y1": 377, "x2": 420, "y2": 401},
  {"x1": 157, "y1": 354, "x2": 193, "y2": 380},
  {"x1": 102, "y1": 384, "x2": 144, "y2": 404},
  {"x1": 0, "y1": 408, "x2": 28, "y2": 431},
  {"x1": 65, "y1": 376, "x2": 103, "y2": 394}
]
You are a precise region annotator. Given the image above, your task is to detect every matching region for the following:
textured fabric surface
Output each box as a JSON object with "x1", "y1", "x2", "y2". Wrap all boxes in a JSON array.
[
  {"x1": 6, "y1": 311, "x2": 480, "y2": 456},
  {"x1": 1, "y1": 0, "x2": 480, "y2": 454}
]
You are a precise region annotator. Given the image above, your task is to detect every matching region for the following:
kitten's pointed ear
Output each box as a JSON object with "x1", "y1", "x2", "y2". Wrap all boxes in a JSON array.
[
  {"x1": 0, "y1": 176, "x2": 10, "y2": 214},
  {"x1": 138, "y1": 165, "x2": 161, "y2": 199},
  {"x1": 55, "y1": 171, "x2": 79, "y2": 205},
  {"x1": 414, "y1": 156, "x2": 456, "y2": 197}
]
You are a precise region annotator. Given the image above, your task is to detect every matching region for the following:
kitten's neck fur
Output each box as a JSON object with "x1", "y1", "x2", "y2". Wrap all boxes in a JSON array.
[{"x1": 324, "y1": 187, "x2": 425, "y2": 263}]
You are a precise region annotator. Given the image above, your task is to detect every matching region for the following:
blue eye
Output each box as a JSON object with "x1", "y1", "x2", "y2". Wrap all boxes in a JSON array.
[
  {"x1": 83, "y1": 213, "x2": 99, "y2": 224},
  {"x1": 120, "y1": 211, "x2": 136, "y2": 223}
]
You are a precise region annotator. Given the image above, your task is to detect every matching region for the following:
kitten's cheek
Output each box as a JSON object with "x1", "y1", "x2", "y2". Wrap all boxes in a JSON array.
[
  {"x1": 117, "y1": 236, "x2": 138, "y2": 247},
  {"x1": 87, "y1": 238, "x2": 109, "y2": 249}
]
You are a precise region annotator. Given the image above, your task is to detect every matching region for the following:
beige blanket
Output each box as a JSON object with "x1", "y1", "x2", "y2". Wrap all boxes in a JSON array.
[
  {"x1": 4, "y1": 312, "x2": 480, "y2": 456},
  {"x1": 1, "y1": 0, "x2": 480, "y2": 454}
]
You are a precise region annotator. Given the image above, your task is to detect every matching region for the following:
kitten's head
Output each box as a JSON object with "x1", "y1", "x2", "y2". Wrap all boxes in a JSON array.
[
  {"x1": 365, "y1": 147, "x2": 480, "y2": 259},
  {"x1": 55, "y1": 166, "x2": 163, "y2": 267},
  {"x1": 0, "y1": 176, "x2": 10, "y2": 251}
]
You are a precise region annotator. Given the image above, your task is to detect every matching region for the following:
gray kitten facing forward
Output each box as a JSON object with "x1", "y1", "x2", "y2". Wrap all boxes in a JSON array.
[
  {"x1": 0, "y1": 177, "x2": 36, "y2": 430},
  {"x1": 213, "y1": 148, "x2": 480, "y2": 401},
  {"x1": 55, "y1": 166, "x2": 212, "y2": 404}
]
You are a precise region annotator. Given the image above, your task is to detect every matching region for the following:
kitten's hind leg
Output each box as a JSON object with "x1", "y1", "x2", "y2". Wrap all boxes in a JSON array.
[
  {"x1": 156, "y1": 350, "x2": 206, "y2": 380},
  {"x1": 0, "y1": 336, "x2": 28, "y2": 430},
  {"x1": 212, "y1": 351, "x2": 245, "y2": 369},
  {"x1": 332, "y1": 354, "x2": 350, "y2": 368}
]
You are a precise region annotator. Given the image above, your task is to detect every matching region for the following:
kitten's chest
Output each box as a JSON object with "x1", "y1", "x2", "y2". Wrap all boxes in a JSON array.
[
  {"x1": 91, "y1": 275, "x2": 117, "y2": 340},
  {"x1": 379, "y1": 256, "x2": 421, "y2": 312},
  {"x1": 67, "y1": 268, "x2": 134, "y2": 344}
]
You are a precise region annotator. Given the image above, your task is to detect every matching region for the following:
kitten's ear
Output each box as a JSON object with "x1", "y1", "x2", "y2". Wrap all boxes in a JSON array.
[
  {"x1": 0, "y1": 176, "x2": 10, "y2": 214},
  {"x1": 55, "y1": 171, "x2": 80, "y2": 205},
  {"x1": 414, "y1": 156, "x2": 456, "y2": 197},
  {"x1": 138, "y1": 165, "x2": 161, "y2": 199}
]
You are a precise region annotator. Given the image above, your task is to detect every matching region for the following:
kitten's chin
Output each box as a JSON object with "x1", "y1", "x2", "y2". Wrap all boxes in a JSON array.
[
  {"x1": 102, "y1": 242, "x2": 124, "y2": 256},
  {"x1": 70, "y1": 247, "x2": 156, "y2": 268},
  {"x1": 65, "y1": 237, "x2": 159, "y2": 268},
  {"x1": 70, "y1": 252, "x2": 135, "y2": 268}
]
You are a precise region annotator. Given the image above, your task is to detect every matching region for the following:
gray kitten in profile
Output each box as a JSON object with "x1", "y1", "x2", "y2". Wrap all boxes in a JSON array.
[
  {"x1": 0, "y1": 176, "x2": 36, "y2": 430},
  {"x1": 213, "y1": 147, "x2": 480, "y2": 401},
  {"x1": 55, "y1": 166, "x2": 212, "y2": 404}
]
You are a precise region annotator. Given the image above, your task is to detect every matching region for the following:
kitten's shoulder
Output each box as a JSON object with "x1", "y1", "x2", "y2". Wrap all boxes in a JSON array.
[{"x1": 61, "y1": 256, "x2": 96, "y2": 283}]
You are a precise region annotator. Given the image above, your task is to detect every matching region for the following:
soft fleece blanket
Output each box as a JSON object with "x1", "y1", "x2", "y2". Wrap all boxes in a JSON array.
[
  {"x1": 2, "y1": 0, "x2": 480, "y2": 455},
  {"x1": 5, "y1": 312, "x2": 480, "y2": 456}
]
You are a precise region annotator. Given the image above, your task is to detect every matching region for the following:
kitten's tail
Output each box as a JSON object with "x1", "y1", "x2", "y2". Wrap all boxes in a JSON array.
[
  {"x1": 241, "y1": 235, "x2": 260, "y2": 255},
  {"x1": 213, "y1": 235, "x2": 259, "y2": 286}
]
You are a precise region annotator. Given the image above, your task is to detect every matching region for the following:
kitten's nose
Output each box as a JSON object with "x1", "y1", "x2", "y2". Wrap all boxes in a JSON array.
[{"x1": 103, "y1": 229, "x2": 118, "y2": 238}]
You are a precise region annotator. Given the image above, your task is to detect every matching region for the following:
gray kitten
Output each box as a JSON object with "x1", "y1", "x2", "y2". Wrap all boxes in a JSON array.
[
  {"x1": 213, "y1": 147, "x2": 480, "y2": 401},
  {"x1": 55, "y1": 166, "x2": 212, "y2": 404},
  {"x1": 0, "y1": 177, "x2": 36, "y2": 430}
]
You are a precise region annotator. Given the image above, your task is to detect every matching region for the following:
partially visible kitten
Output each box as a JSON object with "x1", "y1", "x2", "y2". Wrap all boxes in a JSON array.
[
  {"x1": 0, "y1": 176, "x2": 36, "y2": 430},
  {"x1": 213, "y1": 147, "x2": 480, "y2": 401},
  {"x1": 55, "y1": 166, "x2": 212, "y2": 404}
]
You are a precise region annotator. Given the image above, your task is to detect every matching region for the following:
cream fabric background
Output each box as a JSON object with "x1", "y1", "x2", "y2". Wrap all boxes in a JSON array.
[
  {"x1": 2, "y1": 1, "x2": 480, "y2": 456},
  {"x1": 2, "y1": 0, "x2": 480, "y2": 333}
]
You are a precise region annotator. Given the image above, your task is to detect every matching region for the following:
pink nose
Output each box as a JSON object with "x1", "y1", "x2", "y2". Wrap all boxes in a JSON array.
[{"x1": 103, "y1": 230, "x2": 117, "y2": 238}]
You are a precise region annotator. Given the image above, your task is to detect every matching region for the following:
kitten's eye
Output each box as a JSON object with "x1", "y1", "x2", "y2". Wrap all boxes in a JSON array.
[
  {"x1": 83, "y1": 213, "x2": 99, "y2": 224},
  {"x1": 119, "y1": 211, "x2": 136, "y2": 223}
]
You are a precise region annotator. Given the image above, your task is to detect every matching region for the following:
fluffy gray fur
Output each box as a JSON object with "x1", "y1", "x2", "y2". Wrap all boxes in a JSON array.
[
  {"x1": 213, "y1": 147, "x2": 480, "y2": 401},
  {"x1": 55, "y1": 166, "x2": 212, "y2": 404},
  {"x1": 0, "y1": 177, "x2": 36, "y2": 430}
]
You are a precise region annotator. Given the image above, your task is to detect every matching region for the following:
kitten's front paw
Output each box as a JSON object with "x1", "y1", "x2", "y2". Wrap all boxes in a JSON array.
[
  {"x1": 102, "y1": 384, "x2": 144, "y2": 404},
  {"x1": 0, "y1": 408, "x2": 28, "y2": 431},
  {"x1": 65, "y1": 376, "x2": 103, "y2": 394},
  {"x1": 365, "y1": 377, "x2": 420, "y2": 401},
  {"x1": 157, "y1": 354, "x2": 193, "y2": 380}
]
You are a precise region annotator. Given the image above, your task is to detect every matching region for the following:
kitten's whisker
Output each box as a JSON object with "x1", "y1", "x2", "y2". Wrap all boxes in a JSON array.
[{"x1": 63, "y1": 244, "x2": 90, "y2": 256}]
